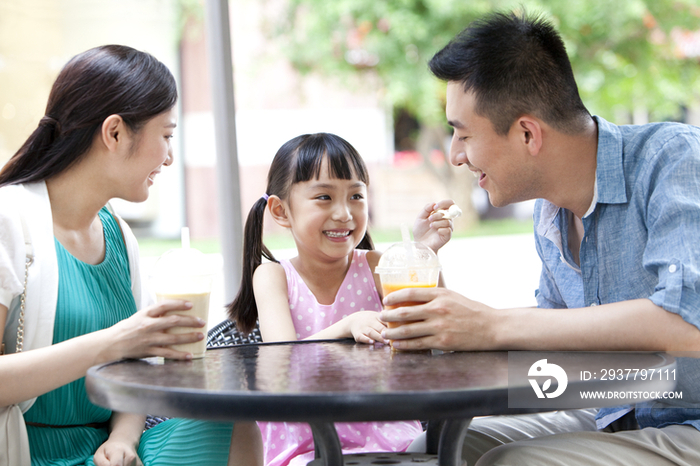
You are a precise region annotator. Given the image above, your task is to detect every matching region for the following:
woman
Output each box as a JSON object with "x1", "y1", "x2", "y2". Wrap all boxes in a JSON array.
[{"x1": 0, "y1": 45, "x2": 260, "y2": 466}]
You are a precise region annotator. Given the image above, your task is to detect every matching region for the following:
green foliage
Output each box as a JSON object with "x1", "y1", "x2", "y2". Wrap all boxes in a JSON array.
[
  {"x1": 543, "y1": 0, "x2": 700, "y2": 120},
  {"x1": 270, "y1": 0, "x2": 700, "y2": 124}
]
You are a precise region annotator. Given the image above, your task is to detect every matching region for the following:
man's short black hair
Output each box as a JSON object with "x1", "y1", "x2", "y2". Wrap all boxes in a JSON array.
[{"x1": 429, "y1": 10, "x2": 591, "y2": 135}]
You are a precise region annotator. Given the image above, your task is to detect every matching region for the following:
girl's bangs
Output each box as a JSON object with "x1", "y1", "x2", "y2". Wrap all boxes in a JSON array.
[{"x1": 292, "y1": 134, "x2": 369, "y2": 184}]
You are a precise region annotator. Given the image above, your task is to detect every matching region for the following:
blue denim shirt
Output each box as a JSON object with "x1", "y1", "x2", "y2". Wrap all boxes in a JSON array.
[{"x1": 533, "y1": 116, "x2": 700, "y2": 431}]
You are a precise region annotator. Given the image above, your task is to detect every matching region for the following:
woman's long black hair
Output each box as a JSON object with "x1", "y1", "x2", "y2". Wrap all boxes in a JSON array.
[
  {"x1": 0, "y1": 44, "x2": 177, "y2": 187},
  {"x1": 227, "y1": 133, "x2": 374, "y2": 334}
]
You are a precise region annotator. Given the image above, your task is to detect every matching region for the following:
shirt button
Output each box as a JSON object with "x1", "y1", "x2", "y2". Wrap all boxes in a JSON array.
[{"x1": 669, "y1": 264, "x2": 677, "y2": 273}]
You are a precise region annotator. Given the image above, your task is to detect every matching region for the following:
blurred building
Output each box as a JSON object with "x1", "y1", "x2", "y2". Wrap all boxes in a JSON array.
[
  {"x1": 4, "y1": 1, "x2": 695, "y2": 242},
  {"x1": 0, "y1": 0, "x2": 456, "y2": 241},
  {"x1": 179, "y1": 0, "x2": 395, "y2": 239},
  {"x1": 0, "y1": 0, "x2": 184, "y2": 237}
]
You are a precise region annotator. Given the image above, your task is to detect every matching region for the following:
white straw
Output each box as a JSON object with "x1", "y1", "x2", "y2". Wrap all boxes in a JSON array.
[
  {"x1": 400, "y1": 223, "x2": 411, "y2": 244},
  {"x1": 400, "y1": 223, "x2": 414, "y2": 266}
]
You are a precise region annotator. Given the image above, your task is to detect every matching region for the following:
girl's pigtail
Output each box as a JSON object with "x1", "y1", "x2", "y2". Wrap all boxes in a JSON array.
[{"x1": 227, "y1": 196, "x2": 276, "y2": 334}]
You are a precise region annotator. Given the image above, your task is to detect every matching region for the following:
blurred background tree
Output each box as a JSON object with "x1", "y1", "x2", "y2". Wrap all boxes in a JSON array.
[{"x1": 266, "y1": 0, "x2": 700, "y2": 227}]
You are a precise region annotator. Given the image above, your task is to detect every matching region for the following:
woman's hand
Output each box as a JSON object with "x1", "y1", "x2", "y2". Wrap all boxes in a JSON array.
[
  {"x1": 0, "y1": 301, "x2": 205, "y2": 407},
  {"x1": 413, "y1": 200, "x2": 455, "y2": 253},
  {"x1": 98, "y1": 300, "x2": 206, "y2": 363},
  {"x1": 94, "y1": 413, "x2": 145, "y2": 466},
  {"x1": 346, "y1": 311, "x2": 389, "y2": 345},
  {"x1": 93, "y1": 439, "x2": 142, "y2": 466}
]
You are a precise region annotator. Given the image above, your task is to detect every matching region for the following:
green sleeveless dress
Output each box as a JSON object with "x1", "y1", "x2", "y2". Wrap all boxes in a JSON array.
[{"x1": 24, "y1": 208, "x2": 233, "y2": 466}]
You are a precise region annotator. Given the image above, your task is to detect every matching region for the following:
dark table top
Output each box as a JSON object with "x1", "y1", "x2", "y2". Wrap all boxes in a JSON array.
[{"x1": 86, "y1": 340, "x2": 676, "y2": 423}]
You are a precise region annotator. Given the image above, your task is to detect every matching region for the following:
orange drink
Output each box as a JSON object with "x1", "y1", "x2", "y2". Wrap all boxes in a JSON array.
[
  {"x1": 381, "y1": 282, "x2": 438, "y2": 301},
  {"x1": 375, "y1": 241, "x2": 441, "y2": 349},
  {"x1": 381, "y1": 283, "x2": 437, "y2": 347}
]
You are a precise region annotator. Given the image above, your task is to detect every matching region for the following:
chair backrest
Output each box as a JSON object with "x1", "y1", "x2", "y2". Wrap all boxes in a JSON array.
[{"x1": 207, "y1": 319, "x2": 263, "y2": 348}]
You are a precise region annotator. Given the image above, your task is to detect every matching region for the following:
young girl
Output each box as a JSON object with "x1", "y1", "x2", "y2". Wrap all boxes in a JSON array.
[{"x1": 228, "y1": 132, "x2": 455, "y2": 466}]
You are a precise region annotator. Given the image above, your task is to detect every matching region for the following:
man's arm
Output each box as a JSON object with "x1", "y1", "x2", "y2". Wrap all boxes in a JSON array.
[{"x1": 380, "y1": 289, "x2": 700, "y2": 352}]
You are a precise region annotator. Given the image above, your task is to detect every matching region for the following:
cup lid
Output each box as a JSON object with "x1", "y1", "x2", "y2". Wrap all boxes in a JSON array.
[
  {"x1": 374, "y1": 241, "x2": 441, "y2": 273},
  {"x1": 151, "y1": 247, "x2": 214, "y2": 279}
]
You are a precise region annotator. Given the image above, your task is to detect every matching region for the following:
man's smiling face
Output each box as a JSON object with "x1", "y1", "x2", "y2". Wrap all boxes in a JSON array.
[{"x1": 446, "y1": 81, "x2": 540, "y2": 207}]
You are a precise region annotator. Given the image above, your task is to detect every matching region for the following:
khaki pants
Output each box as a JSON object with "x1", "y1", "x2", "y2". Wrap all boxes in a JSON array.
[{"x1": 408, "y1": 410, "x2": 700, "y2": 465}]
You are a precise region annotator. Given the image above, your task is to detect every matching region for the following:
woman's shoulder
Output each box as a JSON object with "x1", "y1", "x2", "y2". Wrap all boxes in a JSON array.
[
  {"x1": 0, "y1": 183, "x2": 24, "y2": 209},
  {"x1": 0, "y1": 186, "x2": 25, "y2": 244},
  {"x1": 0, "y1": 182, "x2": 51, "y2": 236}
]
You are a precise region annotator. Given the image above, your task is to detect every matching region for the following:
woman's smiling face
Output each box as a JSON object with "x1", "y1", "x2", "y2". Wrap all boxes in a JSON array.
[{"x1": 119, "y1": 107, "x2": 177, "y2": 202}]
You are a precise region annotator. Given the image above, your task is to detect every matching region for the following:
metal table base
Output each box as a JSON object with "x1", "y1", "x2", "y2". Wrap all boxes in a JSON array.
[{"x1": 309, "y1": 418, "x2": 472, "y2": 466}]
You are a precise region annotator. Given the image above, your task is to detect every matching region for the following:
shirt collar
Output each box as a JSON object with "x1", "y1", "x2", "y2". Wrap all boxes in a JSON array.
[
  {"x1": 582, "y1": 177, "x2": 598, "y2": 219},
  {"x1": 593, "y1": 115, "x2": 628, "y2": 206},
  {"x1": 536, "y1": 116, "x2": 622, "y2": 235}
]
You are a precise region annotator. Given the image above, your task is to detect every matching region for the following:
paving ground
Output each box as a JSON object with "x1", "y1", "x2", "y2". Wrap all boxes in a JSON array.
[{"x1": 143, "y1": 233, "x2": 542, "y2": 330}]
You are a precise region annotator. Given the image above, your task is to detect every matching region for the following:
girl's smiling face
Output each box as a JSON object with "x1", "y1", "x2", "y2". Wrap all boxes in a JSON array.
[{"x1": 284, "y1": 157, "x2": 369, "y2": 262}]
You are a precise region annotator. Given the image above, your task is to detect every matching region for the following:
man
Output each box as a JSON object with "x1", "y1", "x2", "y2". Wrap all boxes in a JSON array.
[{"x1": 380, "y1": 10, "x2": 700, "y2": 465}]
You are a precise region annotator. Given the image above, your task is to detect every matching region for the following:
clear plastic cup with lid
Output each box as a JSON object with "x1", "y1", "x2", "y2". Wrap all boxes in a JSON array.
[
  {"x1": 375, "y1": 236, "x2": 441, "y2": 349},
  {"x1": 150, "y1": 228, "x2": 215, "y2": 358}
]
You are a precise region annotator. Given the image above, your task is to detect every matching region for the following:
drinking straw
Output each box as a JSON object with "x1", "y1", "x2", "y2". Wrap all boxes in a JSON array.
[
  {"x1": 400, "y1": 223, "x2": 411, "y2": 244},
  {"x1": 400, "y1": 223, "x2": 415, "y2": 267}
]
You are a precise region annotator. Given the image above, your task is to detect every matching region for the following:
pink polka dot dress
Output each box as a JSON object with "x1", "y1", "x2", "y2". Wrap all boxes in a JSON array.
[{"x1": 257, "y1": 249, "x2": 423, "y2": 466}]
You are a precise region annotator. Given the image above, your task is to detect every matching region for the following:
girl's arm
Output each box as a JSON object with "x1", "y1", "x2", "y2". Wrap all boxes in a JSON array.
[
  {"x1": 253, "y1": 262, "x2": 297, "y2": 342},
  {"x1": 0, "y1": 300, "x2": 206, "y2": 408},
  {"x1": 299, "y1": 312, "x2": 387, "y2": 344},
  {"x1": 299, "y1": 250, "x2": 386, "y2": 344},
  {"x1": 93, "y1": 413, "x2": 145, "y2": 466},
  {"x1": 253, "y1": 261, "x2": 388, "y2": 345}
]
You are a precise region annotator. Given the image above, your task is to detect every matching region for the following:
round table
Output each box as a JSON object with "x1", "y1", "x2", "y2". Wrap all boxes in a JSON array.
[{"x1": 86, "y1": 340, "x2": 676, "y2": 466}]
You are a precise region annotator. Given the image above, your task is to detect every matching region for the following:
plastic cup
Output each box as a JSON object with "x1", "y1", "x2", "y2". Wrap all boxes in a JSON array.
[
  {"x1": 375, "y1": 241, "x2": 441, "y2": 349},
  {"x1": 150, "y1": 247, "x2": 214, "y2": 358}
]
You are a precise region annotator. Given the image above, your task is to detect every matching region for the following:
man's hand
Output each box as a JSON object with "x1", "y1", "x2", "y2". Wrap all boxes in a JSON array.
[
  {"x1": 380, "y1": 287, "x2": 496, "y2": 351},
  {"x1": 413, "y1": 201, "x2": 455, "y2": 253}
]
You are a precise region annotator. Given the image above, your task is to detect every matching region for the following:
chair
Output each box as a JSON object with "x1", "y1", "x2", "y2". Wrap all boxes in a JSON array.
[
  {"x1": 144, "y1": 319, "x2": 262, "y2": 430},
  {"x1": 207, "y1": 319, "x2": 263, "y2": 347}
]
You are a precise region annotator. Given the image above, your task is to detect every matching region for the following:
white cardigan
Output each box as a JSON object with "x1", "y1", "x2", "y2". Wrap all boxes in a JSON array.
[{"x1": 0, "y1": 181, "x2": 152, "y2": 413}]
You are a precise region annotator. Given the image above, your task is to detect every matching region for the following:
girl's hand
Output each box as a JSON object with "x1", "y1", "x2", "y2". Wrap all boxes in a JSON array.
[
  {"x1": 98, "y1": 300, "x2": 206, "y2": 363},
  {"x1": 93, "y1": 439, "x2": 142, "y2": 466},
  {"x1": 346, "y1": 311, "x2": 389, "y2": 345},
  {"x1": 413, "y1": 200, "x2": 455, "y2": 253}
]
